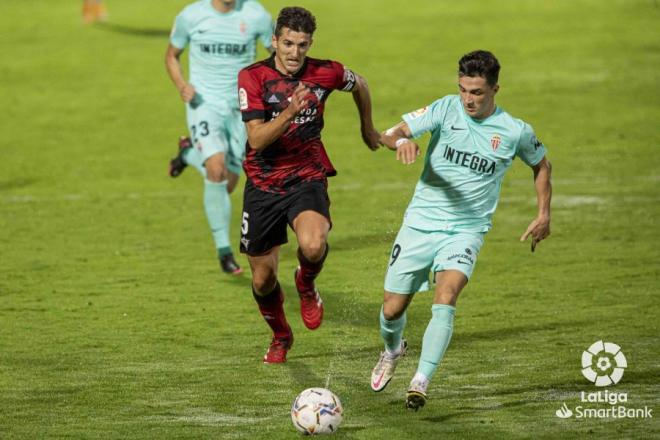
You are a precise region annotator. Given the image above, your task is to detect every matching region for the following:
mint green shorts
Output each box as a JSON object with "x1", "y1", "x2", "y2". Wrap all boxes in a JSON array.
[
  {"x1": 186, "y1": 99, "x2": 246, "y2": 175},
  {"x1": 384, "y1": 224, "x2": 485, "y2": 294}
]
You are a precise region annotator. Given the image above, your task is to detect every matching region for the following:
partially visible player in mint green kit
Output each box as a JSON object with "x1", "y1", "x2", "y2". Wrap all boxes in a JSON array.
[
  {"x1": 370, "y1": 50, "x2": 553, "y2": 411},
  {"x1": 165, "y1": 0, "x2": 273, "y2": 274}
]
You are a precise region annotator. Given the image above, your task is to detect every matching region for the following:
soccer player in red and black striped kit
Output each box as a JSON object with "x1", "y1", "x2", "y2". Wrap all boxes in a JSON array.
[{"x1": 237, "y1": 6, "x2": 381, "y2": 363}]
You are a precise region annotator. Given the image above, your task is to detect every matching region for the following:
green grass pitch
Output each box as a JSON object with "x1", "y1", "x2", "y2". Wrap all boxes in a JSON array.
[{"x1": 1, "y1": 0, "x2": 658, "y2": 438}]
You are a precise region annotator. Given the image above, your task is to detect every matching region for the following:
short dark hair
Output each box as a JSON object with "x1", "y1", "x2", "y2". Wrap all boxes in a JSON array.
[
  {"x1": 458, "y1": 50, "x2": 500, "y2": 86},
  {"x1": 275, "y1": 7, "x2": 316, "y2": 37}
]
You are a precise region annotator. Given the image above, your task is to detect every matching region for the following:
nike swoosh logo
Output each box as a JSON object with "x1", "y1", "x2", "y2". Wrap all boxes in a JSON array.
[
  {"x1": 372, "y1": 370, "x2": 386, "y2": 389},
  {"x1": 451, "y1": 125, "x2": 466, "y2": 130},
  {"x1": 457, "y1": 260, "x2": 471, "y2": 265}
]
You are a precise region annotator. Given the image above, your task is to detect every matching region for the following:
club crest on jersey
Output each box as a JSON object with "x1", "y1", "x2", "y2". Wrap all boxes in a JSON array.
[
  {"x1": 313, "y1": 88, "x2": 325, "y2": 101},
  {"x1": 491, "y1": 135, "x2": 501, "y2": 151},
  {"x1": 409, "y1": 106, "x2": 428, "y2": 119},
  {"x1": 240, "y1": 21, "x2": 247, "y2": 34}
]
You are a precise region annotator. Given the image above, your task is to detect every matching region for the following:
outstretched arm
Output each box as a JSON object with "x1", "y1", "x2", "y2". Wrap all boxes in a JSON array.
[
  {"x1": 380, "y1": 121, "x2": 421, "y2": 165},
  {"x1": 351, "y1": 73, "x2": 381, "y2": 150},
  {"x1": 520, "y1": 157, "x2": 552, "y2": 251}
]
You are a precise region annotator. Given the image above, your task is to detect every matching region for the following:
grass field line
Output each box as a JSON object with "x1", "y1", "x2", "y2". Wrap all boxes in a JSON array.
[
  {"x1": 144, "y1": 408, "x2": 281, "y2": 427},
  {"x1": 3, "y1": 191, "x2": 659, "y2": 208}
]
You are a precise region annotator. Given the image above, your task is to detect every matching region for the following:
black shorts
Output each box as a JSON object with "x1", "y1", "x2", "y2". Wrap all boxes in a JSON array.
[{"x1": 240, "y1": 180, "x2": 331, "y2": 256}]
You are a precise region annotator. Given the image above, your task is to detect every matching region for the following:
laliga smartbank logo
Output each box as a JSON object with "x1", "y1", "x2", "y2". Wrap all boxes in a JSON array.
[
  {"x1": 581, "y1": 340, "x2": 626, "y2": 386},
  {"x1": 555, "y1": 341, "x2": 653, "y2": 420}
]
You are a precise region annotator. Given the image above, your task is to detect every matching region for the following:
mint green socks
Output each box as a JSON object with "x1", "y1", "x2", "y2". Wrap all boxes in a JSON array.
[
  {"x1": 182, "y1": 147, "x2": 204, "y2": 173},
  {"x1": 203, "y1": 179, "x2": 231, "y2": 252},
  {"x1": 380, "y1": 307, "x2": 407, "y2": 354},
  {"x1": 416, "y1": 304, "x2": 455, "y2": 380}
]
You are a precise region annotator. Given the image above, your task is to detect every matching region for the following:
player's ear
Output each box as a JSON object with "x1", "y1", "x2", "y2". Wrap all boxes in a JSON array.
[
  {"x1": 271, "y1": 34, "x2": 277, "y2": 48},
  {"x1": 493, "y1": 84, "x2": 500, "y2": 94}
]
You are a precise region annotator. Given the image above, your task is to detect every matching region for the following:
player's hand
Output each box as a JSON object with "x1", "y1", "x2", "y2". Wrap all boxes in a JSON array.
[
  {"x1": 361, "y1": 127, "x2": 382, "y2": 151},
  {"x1": 285, "y1": 82, "x2": 309, "y2": 118},
  {"x1": 520, "y1": 215, "x2": 550, "y2": 252},
  {"x1": 395, "y1": 139, "x2": 421, "y2": 165},
  {"x1": 179, "y1": 83, "x2": 196, "y2": 103}
]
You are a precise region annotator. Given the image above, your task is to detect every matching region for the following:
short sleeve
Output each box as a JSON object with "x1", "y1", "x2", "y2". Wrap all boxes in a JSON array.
[
  {"x1": 170, "y1": 13, "x2": 190, "y2": 49},
  {"x1": 238, "y1": 68, "x2": 265, "y2": 121},
  {"x1": 255, "y1": 10, "x2": 273, "y2": 49},
  {"x1": 516, "y1": 122, "x2": 547, "y2": 166},
  {"x1": 329, "y1": 61, "x2": 356, "y2": 92},
  {"x1": 402, "y1": 97, "x2": 449, "y2": 138}
]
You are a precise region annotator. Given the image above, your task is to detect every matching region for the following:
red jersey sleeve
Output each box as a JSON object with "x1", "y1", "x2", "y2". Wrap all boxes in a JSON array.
[
  {"x1": 329, "y1": 61, "x2": 357, "y2": 92},
  {"x1": 238, "y1": 68, "x2": 266, "y2": 122}
]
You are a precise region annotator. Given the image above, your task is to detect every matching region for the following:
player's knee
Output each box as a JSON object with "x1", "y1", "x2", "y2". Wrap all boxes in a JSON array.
[
  {"x1": 382, "y1": 306, "x2": 404, "y2": 321},
  {"x1": 299, "y1": 239, "x2": 326, "y2": 263},
  {"x1": 434, "y1": 287, "x2": 460, "y2": 306},
  {"x1": 252, "y1": 272, "x2": 278, "y2": 295},
  {"x1": 206, "y1": 167, "x2": 227, "y2": 183},
  {"x1": 204, "y1": 155, "x2": 227, "y2": 182},
  {"x1": 382, "y1": 296, "x2": 407, "y2": 320}
]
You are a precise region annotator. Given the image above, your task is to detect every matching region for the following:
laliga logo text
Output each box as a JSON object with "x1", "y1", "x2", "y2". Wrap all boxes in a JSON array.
[{"x1": 555, "y1": 341, "x2": 653, "y2": 420}]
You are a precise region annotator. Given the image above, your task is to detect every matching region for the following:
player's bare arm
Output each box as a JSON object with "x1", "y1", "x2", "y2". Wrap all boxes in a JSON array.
[
  {"x1": 351, "y1": 73, "x2": 381, "y2": 150},
  {"x1": 245, "y1": 82, "x2": 309, "y2": 151},
  {"x1": 164, "y1": 44, "x2": 195, "y2": 103},
  {"x1": 380, "y1": 121, "x2": 421, "y2": 165},
  {"x1": 520, "y1": 156, "x2": 552, "y2": 251}
]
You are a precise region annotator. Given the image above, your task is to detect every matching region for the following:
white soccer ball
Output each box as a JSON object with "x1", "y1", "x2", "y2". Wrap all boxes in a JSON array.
[{"x1": 291, "y1": 387, "x2": 343, "y2": 435}]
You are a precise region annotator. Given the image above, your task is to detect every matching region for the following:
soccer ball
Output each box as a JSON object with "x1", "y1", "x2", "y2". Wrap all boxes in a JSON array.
[{"x1": 291, "y1": 387, "x2": 343, "y2": 435}]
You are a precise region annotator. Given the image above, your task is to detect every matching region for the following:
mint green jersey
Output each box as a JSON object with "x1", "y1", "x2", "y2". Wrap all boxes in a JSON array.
[
  {"x1": 401, "y1": 95, "x2": 547, "y2": 233},
  {"x1": 170, "y1": 0, "x2": 272, "y2": 106}
]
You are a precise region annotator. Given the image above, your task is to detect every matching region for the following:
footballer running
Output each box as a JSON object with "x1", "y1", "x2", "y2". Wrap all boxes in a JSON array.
[
  {"x1": 166, "y1": 0, "x2": 273, "y2": 275},
  {"x1": 371, "y1": 50, "x2": 552, "y2": 410},
  {"x1": 237, "y1": 6, "x2": 381, "y2": 363}
]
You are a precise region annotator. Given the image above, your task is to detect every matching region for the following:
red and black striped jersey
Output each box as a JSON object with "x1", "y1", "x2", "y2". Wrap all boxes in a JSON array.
[{"x1": 238, "y1": 54, "x2": 356, "y2": 193}]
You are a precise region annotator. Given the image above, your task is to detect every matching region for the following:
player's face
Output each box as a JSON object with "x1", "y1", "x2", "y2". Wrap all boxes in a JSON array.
[
  {"x1": 458, "y1": 75, "x2": 499, "y2": 120},
  {"x1": 272, "y1": 27, "x2": 313, "y2": 75},
  {"x1": 214, "y1": 0, "x2": 236, "y2": 11}
]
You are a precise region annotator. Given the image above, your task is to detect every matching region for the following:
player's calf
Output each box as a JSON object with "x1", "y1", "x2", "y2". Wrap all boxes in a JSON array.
[{"x1": 253, "y1": 282, "x2": 293, "y2": 361}]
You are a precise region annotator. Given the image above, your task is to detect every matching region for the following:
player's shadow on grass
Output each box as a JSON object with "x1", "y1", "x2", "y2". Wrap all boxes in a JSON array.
[
  {"x1": 285, "y1": 360, "x2": 325, "y2": 387},
  {"x1": 0, "y1": 178, "x2": 37, "y2": 191},
  {"x1": 329, "y1": 231, "x2": 396, "y2": 253},
  {"x1": 417, "y1": 400, "x2": 529, "y2": 423},
  {"x1": 615, "y1": 367, "x2": 660, "y2": 385},
  {"x1": 451, "y1": 319, "x2": 593, "y2": 347},
  {"x1": 94, "y1": 22, "x2": 170, "y2": 38}
]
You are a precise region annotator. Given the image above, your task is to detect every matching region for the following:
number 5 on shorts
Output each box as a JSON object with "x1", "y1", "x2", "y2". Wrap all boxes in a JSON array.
[{"x1": 241, "y1": 212, "x2": 249, "y2": 235}]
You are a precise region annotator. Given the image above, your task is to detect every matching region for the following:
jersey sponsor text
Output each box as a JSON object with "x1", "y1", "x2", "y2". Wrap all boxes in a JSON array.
[{"x1": 443, "y1": 145, "x2": 496, "y2": 175}]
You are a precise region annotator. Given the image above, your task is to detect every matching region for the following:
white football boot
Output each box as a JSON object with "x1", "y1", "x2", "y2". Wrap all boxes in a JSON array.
[
  {"x1": 405, "y1": 378, "x2": 429, "y2": 411},
  {"x1": 370, "y1": 339, "x2": 407, "y2": 392}
]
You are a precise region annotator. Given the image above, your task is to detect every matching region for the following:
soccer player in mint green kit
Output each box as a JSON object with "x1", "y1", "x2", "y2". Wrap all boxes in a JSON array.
[
  {"x1": 165, "y1": 0, "x2": 273, "y2": 274},
  {"x1": 370, "y1": 50, "x2": 552, "y2": 410}
]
